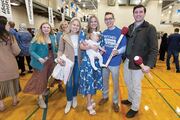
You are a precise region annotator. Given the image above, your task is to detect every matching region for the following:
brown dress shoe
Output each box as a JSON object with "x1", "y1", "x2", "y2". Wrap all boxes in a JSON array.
[
  {"x1": 98, "y1": 98, "x2": 108, "y2": 105},
  {"x1": 113, "y1": 103, "x2": 119, "y2": 112}
]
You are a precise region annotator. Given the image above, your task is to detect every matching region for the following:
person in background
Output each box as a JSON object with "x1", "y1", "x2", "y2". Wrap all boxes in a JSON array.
[
  {"x1": 50, "y1": 21, "x2": 69, "y2": 92},
  {"x1": 27, "y1": 28, "x2": 35, "y2": 38},
  {"x1": 159, "y1": 33, "x2": 168, "y2": 61},
  {"x1": 98, "y1": 12, "x2": 127, "y2": 113},
  {"x1": 17, "y1": 23, "x2": 33, "y2": 75},
  {"x1": 79, "y1": 15, "x2": 104, "y2": 115},
  {"x1": 8, "y1": 21, "x2": 18, "y2": 39},
  {"x1": 57, "y1": 18, "x2": 81, "y2": 114},
  {"x1": 122, "y1": 5, "x2": 158, "y2": 118},
  {"x1": 9, "y1": 21, "x2": 21, "y2": 71},
  {"x1": 166, "y1": 28, "x2": 180, "y2": 73},
  {"x1": 23, "y1": 22, "x2": 57, "y2": 109},
  {"x1": 56, "y1": 21, "x2": 69, "y2": 48},
  {"x1": 0, "y1": 16, "x2": 21, "y2": 111}
]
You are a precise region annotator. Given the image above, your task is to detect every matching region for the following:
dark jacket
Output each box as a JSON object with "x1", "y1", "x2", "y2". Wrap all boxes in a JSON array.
[
  {"x1": 125, "y1": 21, "x2": 158, "y2": 69},
  {"x1": 167, "y1": 33, "x2": 180, "y2": 52}
]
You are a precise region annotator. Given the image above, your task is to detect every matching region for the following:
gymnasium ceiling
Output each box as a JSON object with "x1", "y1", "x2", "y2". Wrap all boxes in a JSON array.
[{"x1": 75, "y1": 0, "x2": 178, "y2": 10}]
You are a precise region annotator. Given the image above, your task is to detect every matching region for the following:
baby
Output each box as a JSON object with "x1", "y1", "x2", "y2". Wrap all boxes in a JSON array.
[{"x1": 85, "y1": 31, "x2": 106, "y2": 70}]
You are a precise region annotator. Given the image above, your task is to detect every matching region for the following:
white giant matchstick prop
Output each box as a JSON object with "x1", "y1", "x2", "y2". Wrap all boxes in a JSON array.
[
  {"x1": 105, "y1": 27, "x2": 128, "y2": 67},
  {"x1": 134, "y1": 56, "x2": 153, "y2": 79}
]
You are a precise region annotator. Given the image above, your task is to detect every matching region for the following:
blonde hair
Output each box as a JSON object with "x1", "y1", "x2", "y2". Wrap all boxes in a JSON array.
[
  {"x1": 33, "y1": 22, "x2": 53, "y2": 44},
  {"x1": 59, "y1": 21, "x2": 68, "y2": 32},
  {"x1": 68, "y1": 17, "x2": 81, "y2": 34}
]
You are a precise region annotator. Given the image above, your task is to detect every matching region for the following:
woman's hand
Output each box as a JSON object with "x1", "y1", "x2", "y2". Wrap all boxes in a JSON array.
[
  {"x1": 38, "y1": 58, "x2": 46, "y2": 64},
  {"x1": 57, "y1": 58, "x2": 66, "y2": 66}
]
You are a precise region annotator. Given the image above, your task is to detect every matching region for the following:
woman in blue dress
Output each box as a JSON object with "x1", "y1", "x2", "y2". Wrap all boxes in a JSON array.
[{"x1": 79, "y1": 15, "x2": 104, "y2": 115}]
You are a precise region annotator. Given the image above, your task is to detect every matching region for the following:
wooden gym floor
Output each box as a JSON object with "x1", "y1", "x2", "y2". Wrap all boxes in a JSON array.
[{"x1": 0, "y1": 58, "x2": 179, "y2": 120}]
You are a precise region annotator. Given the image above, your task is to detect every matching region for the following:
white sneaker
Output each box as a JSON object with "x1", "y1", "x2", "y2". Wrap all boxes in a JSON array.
[
  {"x1": 72, "y1": 97, "x2": 77, "y2": 108},
  {"x1": 65, "y1": 101, "x2": 72, "y2": 114},
  {"x1": 38, "y1": 98, "x2": 46, "y2": 109}
]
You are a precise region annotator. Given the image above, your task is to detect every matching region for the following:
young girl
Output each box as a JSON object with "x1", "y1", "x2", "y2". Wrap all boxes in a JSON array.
[
  {"x1": 79, "y1": 15, "x2": 104, "y2": 115},
  {"x1": 57, "y1": 18, "x2": 81, "y2": 114},
  {"x1": 23, "y1": 22, "x2": 57, "y2": 109}
]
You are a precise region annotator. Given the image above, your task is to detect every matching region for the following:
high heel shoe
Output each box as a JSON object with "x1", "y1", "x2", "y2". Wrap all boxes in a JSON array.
[
  {"x1": 91, "y1": 99, "x2": 96, "y2": 108},
  {"x1": 87, "y1": 105, "x2": 96, "y2": 115}
]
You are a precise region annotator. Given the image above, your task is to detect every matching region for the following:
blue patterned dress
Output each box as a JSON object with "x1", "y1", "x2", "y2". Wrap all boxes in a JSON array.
[{"x1": 79, "y1": 37, "x2": 104, "y2": 96}]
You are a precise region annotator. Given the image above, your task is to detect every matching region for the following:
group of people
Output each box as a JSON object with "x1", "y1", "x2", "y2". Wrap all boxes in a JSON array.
[
  {"x1": 159, "y1": 28, "x2": 180, "y2": 73},
  {"x1": 8, "y1": 21, "x2": 33, "y2": 76},
  {"x1": 0, "y1": 5, "x2": 158, "y2": 118}
]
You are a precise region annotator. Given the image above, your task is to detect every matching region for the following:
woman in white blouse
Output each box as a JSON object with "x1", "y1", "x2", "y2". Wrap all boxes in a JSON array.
[{"x1": 57, "y1": 18, "x2": 81, "y2": 114}]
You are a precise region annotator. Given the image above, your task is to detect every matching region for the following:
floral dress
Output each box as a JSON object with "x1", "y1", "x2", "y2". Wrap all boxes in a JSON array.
[{"x1": 79, "y1": 37, "x2": 104, "y2": 96}]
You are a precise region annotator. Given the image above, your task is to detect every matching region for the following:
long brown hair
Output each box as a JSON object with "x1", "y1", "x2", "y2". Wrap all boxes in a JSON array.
[
  {"x1": 87, "y1": 15, "x2": 100, "y2": 33},
  {"x1": 33, "y1": 22, "x2": 54, "y2": 44},
  {"x1": 0, "y1": 16, "x2": 14, "y2": 45}
]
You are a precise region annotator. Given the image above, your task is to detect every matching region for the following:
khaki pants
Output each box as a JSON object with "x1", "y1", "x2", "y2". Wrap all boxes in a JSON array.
[{"x1": 124, "y1": 59, "x2": 144, "y2": 111}]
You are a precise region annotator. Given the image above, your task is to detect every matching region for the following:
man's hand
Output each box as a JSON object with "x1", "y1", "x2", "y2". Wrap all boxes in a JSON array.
[
  {"x1": 142, "y1": 65, "x2": 150, "y2": 73},
  {"x1": 112, "y1": 49, "x2": 119, "y2": 56}
]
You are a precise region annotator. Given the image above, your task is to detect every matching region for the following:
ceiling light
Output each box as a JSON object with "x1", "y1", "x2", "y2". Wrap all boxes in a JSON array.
[
  {"x1": 169, "y1": 5, "x2": 172, "y2": 9},
  {"x1": 10, "y1": 2, "x2": 20, "y2": 6},
  {"x1": 159, "y1": 0, "x2": 162, "y2": 4},
  {"x1": 136, "y1": 0, "x2": 141, "y2": 5},
  {"x1": 97, "y1": 0, "x2": 100, "y2": 3},
  {"x1": 78, "y1": 0, "x2": 81, "y2": 2},
  {"x1": 83, "y1": 3, "x2": 86, "y2": 7},
  {"x1": 168, "y1": 10, "x2": 172, "y2": 14}
]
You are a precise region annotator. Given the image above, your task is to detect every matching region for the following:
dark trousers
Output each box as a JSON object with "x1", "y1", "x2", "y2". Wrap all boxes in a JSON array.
[
  {"x1": 159, "y1": 50, "x2": 166, "y2": 61},
  {"x1": 18, "y1": 56, "x2": 32, "y2": 73},
  {"x1": 166, "y1": 50, "x2": 179, "y2": 70}
]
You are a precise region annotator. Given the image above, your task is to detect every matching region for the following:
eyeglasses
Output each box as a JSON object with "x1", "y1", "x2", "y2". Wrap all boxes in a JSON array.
[{"x1": 104, "y1": 18, "x2": 114, "y2": 22}]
